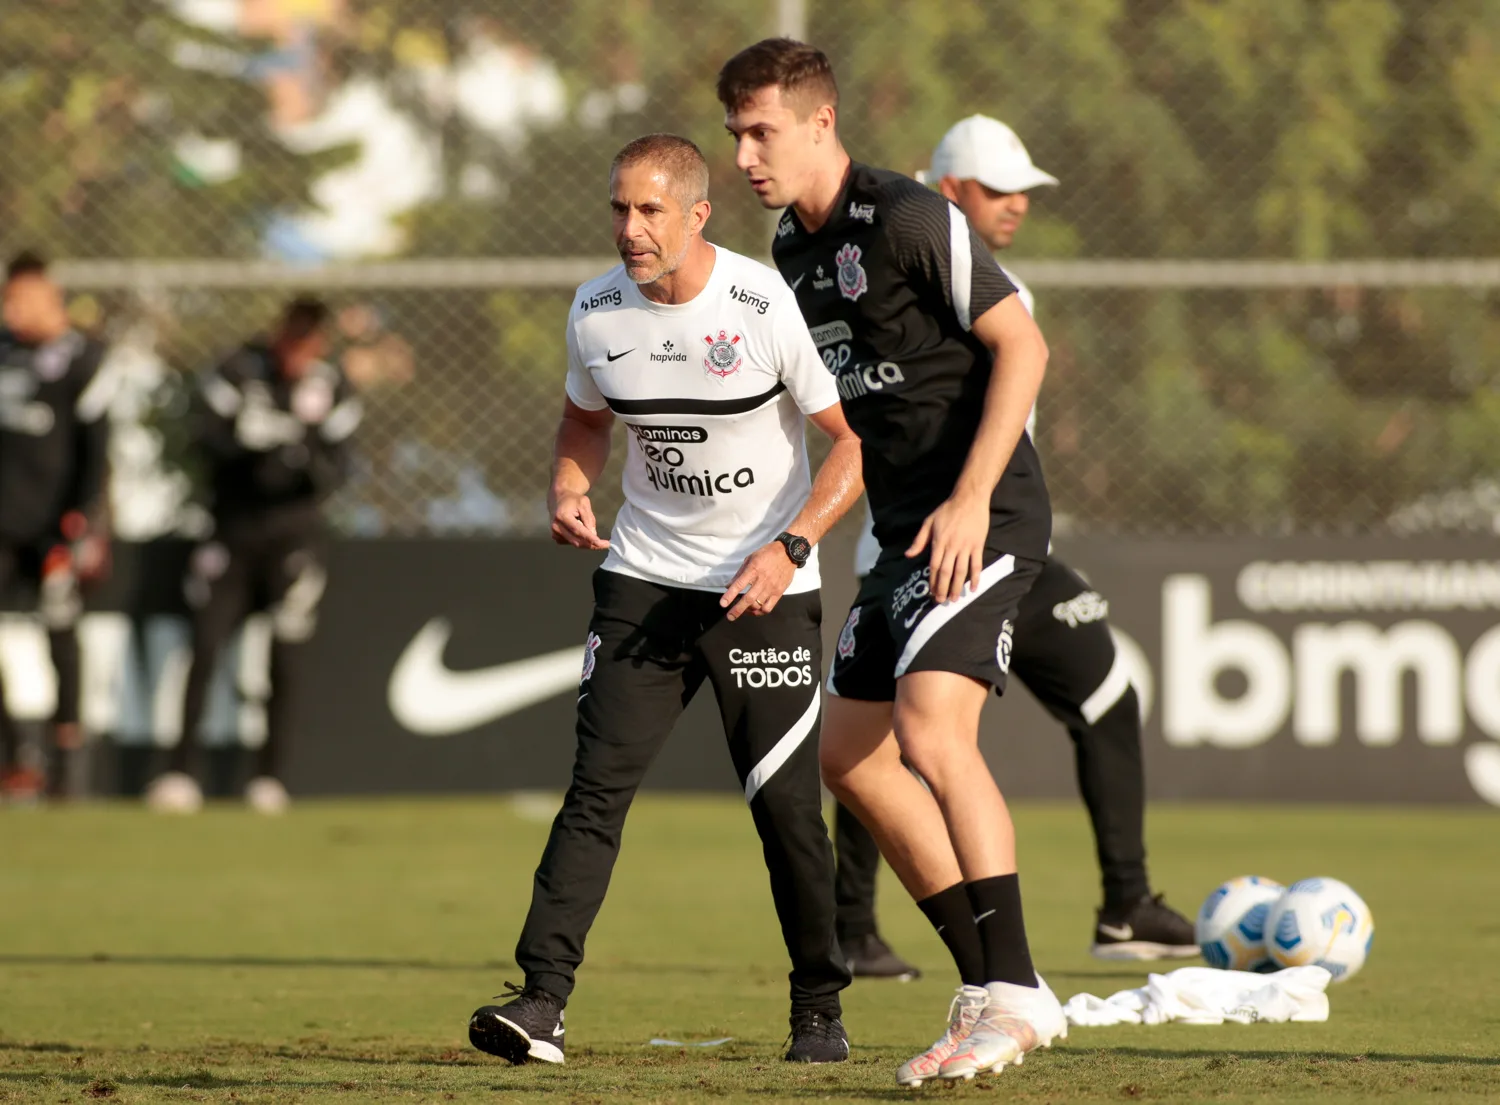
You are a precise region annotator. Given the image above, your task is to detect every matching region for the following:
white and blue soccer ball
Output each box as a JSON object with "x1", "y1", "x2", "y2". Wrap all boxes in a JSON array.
[
  {"x1": 1195, "y1": 876, "x2": 1285, "y2": 972},
  {"x1": 1264, "y1": 877, "x2": 1374, "y2": 982}
]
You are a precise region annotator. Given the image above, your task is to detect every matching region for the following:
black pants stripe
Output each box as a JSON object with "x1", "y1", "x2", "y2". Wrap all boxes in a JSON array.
[
  {"x1": 834, "y1": 555, "x2": 1150, "y2": 937},
  {"x1": 517, "y1": 568, "x2": 850, "y2": 1012}
]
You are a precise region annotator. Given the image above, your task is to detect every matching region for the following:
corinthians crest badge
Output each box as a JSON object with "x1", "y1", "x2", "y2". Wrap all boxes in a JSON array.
[
  {"x1": 835, "y1": 243, "x2": 868, "y2": 301},
  {"x1": 837, "y1": 606, "x2": 861, "y2": 660},
  {"x1": 702, "y1": 329, "x2": 743, "y2": 378}
]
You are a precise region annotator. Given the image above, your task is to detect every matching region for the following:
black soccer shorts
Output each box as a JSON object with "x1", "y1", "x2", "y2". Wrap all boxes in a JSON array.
[{"x1": 827, "y1": 545, "x2": 1044, "y2": 702}]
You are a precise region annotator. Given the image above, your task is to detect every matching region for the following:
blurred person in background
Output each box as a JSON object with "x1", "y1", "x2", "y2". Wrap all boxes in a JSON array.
[
  {"x1": 830, "y1": 116, "x2": 1196, "y2": 978},
  {"x1": 145, "y1": 296, "x2": 360, "y2": 814},
  {"x1": 0, "y1": 251, "x2": 114, "y2": 801}
]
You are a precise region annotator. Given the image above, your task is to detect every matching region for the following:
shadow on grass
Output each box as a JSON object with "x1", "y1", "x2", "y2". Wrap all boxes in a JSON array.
[
  {"x1": 0, "y1": 952, "x2": 509, "y2": 973},
  {"x1": 1089, "y1": 1047, "x2": 1500, "y2": 1066},
  {"x1": 0, "y1": 953, "x2": 741, "y2": 978}
]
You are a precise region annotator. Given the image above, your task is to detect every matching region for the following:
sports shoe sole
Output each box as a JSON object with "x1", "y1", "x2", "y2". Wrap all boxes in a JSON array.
[
  {"x1": 468, "y1": 1009, "x2": 564, "y2": 1065},
  {"x1": 941, "y1": 1028, "x2": 1065, "y2": 1080},
  {"x1": 1090, "y1": 940, "x2": 1201, "y2": 961}
]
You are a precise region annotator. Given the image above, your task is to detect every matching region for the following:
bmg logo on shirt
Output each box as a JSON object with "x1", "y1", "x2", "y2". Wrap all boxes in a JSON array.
[{"x1": 729, "y1": 646, "x2": 816, "y2": 689}]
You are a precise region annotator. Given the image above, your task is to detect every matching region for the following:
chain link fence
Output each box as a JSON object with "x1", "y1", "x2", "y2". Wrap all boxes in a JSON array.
[{"x1": 5, "y1": 0, "x2": 1499, "y2": 538}]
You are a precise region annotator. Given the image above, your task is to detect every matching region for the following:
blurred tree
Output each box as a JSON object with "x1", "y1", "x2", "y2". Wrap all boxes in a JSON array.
[
  {"x1": 0, "y1": 0, "x2": 332, "y2": 260},
  {"x1": 4, "y1": 0, "x2": 1497, "y2": 535},
  {"x1": 812, "y1": 0, "x2": 1500, "y2": 533}
]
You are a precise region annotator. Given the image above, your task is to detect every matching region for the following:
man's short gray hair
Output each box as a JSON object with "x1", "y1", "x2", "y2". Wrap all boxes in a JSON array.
[{"x1": 611, "y1": 133, "x2": 710, "y2": 208}]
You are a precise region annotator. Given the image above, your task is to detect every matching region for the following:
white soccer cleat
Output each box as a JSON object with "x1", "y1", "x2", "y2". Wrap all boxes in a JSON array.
[
  {"x1": 245, "y1": 776, "x2": 290, "y2": 815},
  {"x1": 938, "y1": 975, "x2": 1067, "y2": 1081},
  {"x1": 894, "y1": 984, "x2": 988, "y2": 1087},
  {"x1": 145, "y1": 771, "x2": 203, "y2": 814}
]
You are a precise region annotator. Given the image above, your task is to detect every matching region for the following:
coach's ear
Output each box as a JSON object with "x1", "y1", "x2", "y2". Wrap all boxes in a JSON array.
[
  {"x1": 811, "y1": 102, "x2": 836, "y2": 144},
  {"x1": 688, "y1": 198, "x2": 712, "y2": 237}
]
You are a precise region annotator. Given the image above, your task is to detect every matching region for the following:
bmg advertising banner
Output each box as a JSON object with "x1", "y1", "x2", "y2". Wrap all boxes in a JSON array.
[
  {"x1": 3, "y1": 537, "x2": 1496, "y2": 804},
  {"x1": 1051, "y1": 537, "x2": 1500, "y2": 806}
]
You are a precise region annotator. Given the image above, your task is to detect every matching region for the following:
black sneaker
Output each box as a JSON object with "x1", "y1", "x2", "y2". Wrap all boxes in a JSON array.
[
  {"x1": 1091, "y1": 893, "x2": 1199, "y2": 961},
  {"x1": 784, "y1": 1009, "x2": 850, "y2": 1063},
  {"x1": 840, "y1": 932, "x2": 921, "y2": 981},
  {"x1": 468, "y1": 982, "x2": 566, "y2": 1064}
]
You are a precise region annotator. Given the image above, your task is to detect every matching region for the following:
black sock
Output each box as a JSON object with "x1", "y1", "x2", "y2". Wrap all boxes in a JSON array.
[
  {"x1": 966, "y1": 874, "x2": 1037, "y2": 988},
  {"x1": 917, "y1": 882, "x2": 986, "y2": 987}
]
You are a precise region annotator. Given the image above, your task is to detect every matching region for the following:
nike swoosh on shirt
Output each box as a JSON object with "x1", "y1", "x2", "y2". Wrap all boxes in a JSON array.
[
  {"x1": 606, "y1": 348, "x2": 634, "y2": 362},
  {"x1": 1097, "y1": 922, "x2": 1134, "y2": 941},
  {"x1": 789, "y1": 273, "x2": 805, "y2": 290},
  {"x1": 903, "y1": 604, "x2": 928, "y2": 629},
  {"x1": 388, "y1": 618, "x2": 584, "y2": 736}
]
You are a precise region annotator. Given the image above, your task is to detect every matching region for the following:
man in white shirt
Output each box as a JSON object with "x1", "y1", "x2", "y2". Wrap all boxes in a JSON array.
[
  {"x1": 834, "y1": 116, "x2": 1196, "y2": 979},
  {"x1": 467, "y1": 133, "x2": 863, "y2": 1068}
]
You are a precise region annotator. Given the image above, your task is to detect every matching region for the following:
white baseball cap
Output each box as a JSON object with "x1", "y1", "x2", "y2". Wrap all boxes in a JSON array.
[{"x1": 917, "y1": 114, "x2": 1058, "y2": 193}]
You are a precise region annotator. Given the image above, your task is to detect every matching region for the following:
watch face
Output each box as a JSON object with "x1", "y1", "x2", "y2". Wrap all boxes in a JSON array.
[{"x1": 788, "y1": 535, "x2": 812, "y2": 564}]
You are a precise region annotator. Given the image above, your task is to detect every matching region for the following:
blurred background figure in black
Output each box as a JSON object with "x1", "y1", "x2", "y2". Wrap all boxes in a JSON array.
[
  {"x1": 0, "y1": 251, "x2": 114, "y2": 802},
  {"x1": 145, "y1": 295, "x2": 361, "y2": 815}
]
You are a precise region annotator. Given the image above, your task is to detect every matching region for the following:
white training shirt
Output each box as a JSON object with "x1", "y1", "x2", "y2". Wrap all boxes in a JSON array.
[
  {"x1": 853, "y1": 268, "x2": 1036, "y2": 576},
  {"x1": 567, "y1": 246, "x2": 839, "y2": 594}
]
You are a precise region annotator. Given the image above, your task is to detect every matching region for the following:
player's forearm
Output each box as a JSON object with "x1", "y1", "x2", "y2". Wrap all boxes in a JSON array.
[
  {"x1": 787, "y1": 430, "x2": 863, "y2": 545},
  {"x1": 71, "y1": 420, "x2": 110, "y2": 521},
  {"x1": 952, "y1": 333, "x2": 1046, "y2": 503},
  {"x1": 550, "y1": 413, "x2": 611, "y2": 501}
]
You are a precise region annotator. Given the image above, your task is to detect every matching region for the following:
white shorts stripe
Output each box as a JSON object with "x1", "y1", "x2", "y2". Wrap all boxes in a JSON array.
[
  {"x1": 743, "y1": 689, "x2": 821, "y2": 804},
  {"x1": 949, "y1": 205, "x2": 973, "y2": 331},
  {"x1": 893, "y1": 554, "x2": 1015, "y2": 679},
  {"x1": 1080, "y1": 646, "x2": 1132, "y2": 725}
]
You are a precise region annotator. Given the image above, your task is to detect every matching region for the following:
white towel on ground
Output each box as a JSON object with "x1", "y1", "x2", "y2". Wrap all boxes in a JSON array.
[{"x1": 1062, "y1": 966, "x2": 1333, "y2": 1027}]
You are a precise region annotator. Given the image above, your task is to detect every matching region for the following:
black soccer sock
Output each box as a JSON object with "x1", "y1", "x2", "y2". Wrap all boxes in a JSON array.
[
  {"x1": 917, "y1": 882, "x2": 986, "y2": 987},
  {"x1": 966, "y1": 874, "x2": 1037, "y2": 988}
]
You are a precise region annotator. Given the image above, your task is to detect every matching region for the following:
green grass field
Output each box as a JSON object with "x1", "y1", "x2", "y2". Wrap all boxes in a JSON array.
[{"x1": 2, "y1": 797, "x2": 1497, "y2": 1103}]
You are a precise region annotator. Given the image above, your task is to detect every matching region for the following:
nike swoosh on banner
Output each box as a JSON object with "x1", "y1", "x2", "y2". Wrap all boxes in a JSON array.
[
  {"x1": 388, "y1": 618, "x2": 583, "y2": 736},
  {"x1": 1098, "y1": 923, "x2": 1134, "y2": 941},
  {"x1": 606, "y1": 348, "x2": 634, "y2": 361}
]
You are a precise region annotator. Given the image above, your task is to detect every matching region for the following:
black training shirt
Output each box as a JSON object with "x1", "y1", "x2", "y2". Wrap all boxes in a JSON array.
[
  {"x1": 772, "y1": 161, "x2": 1051, "y2": 561},
  {"x1": 0, "y1": 328, "x2": 111, "y2": 546}
]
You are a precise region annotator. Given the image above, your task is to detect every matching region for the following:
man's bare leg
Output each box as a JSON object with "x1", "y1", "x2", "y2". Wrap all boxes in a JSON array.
[{"x1": 891, "y1": 671, "x2": 1016, "y2": 881}]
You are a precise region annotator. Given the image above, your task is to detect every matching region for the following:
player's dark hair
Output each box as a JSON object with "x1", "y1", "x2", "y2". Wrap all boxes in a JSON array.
[
  {"x1": 5, "y1": 250, "x2": 49, "y2": 282},
  {"x1": 611, "y1": 133, "x2": 710, "y2": 207},
  {"x1": 278, "y1": 295, "x2": 329, "y2": 344},
  {"x1": 716, "y1": 38, "x2": 838, "y2": 119}
]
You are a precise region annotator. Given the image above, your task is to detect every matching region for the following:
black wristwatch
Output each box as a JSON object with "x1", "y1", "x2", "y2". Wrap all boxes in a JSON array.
[{"x1": 776, "y1": 531, "x2": 812, "y2": 568}]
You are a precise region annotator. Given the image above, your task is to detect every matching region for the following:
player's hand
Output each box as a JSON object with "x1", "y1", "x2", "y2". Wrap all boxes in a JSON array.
[
  {"x1": 74, "y1": 535, "x2": 111, "y2": 584},
  {"x1": 59, "y1": 512, "x2": 110, "y2": 584},
  {"x1": 906, "y1": 490, "x2": 989, "y2": 604},
  {"x1": 550, "y1": 491, "x2": 609, "y2": 550},
  {"x1": 721, "y1": 542, "x2": 796, "y2": 621}
]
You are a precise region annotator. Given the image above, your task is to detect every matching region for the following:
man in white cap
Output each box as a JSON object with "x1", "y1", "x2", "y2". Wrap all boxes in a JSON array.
[{"x1": 831, "y1": 114, "x2": 1197, "y2": 979}]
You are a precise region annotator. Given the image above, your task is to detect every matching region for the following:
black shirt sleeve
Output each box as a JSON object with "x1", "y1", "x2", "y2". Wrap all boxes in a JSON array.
[
  {"x1": 194, "y1": 349, "x2": 252, "y2": 461},
  {"x1": 306, "y1": 369, "x2": 361, "y2": 497},
  {"x1": 881, "y1": 179, "x2": 1016, "y2": 330},
  {"x1": 67, "y1": 338, "x2": 111, "y2": 524}
]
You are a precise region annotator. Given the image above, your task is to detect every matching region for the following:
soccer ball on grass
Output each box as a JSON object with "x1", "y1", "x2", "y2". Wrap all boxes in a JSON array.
[
  {"x1": 1264, "y1": 877, "x2": 1374, "y2": 982},
  {"x1": 1195, "y1": 875, "x2": 1284, "y2": 972}
]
